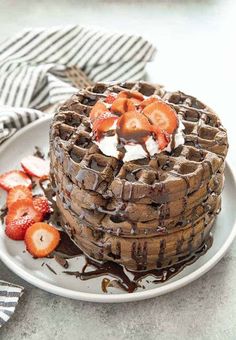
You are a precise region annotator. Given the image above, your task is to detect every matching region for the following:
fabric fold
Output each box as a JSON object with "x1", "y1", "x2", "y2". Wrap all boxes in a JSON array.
[
  {"x1": 0, "y1": 281, "x2": 24, "y2": 328},
  {"x1": 0, "y1": 25, "x2": 156, "y2": 110}
]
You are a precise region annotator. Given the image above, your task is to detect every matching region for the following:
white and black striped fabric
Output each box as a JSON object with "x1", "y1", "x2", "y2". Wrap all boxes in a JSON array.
[
  {"x1": 0, "y1": 25, "x2": 156, "y2": 325},
  {"x1": 0, "y1": 281, "x2": 23, "y2": 327},
  {"x1": 0, "y1": 105, "x2": 45, "y2": 144},
  {"x1": 0, "y1": 25, "x2": 156, "y2": 144}
]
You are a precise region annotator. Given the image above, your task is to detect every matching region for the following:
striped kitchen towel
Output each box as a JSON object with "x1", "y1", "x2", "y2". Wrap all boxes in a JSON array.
[
  {"x1": 0, "y1": 281, "x2": 23, "y2": 327},
  {"x1": 0, "y1": 25, "x2": 156, "y2": 326},
  {"x1": 0, "y1": 25, "x2": 156, "y2": 144}
]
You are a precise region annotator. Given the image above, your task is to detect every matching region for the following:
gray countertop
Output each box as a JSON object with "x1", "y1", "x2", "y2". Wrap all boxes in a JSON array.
[{"x1": 1, "y1": 0, "x2": 236, "y2": 339}]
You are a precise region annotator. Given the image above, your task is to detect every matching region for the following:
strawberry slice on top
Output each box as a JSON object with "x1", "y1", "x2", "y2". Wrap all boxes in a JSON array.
[
  {"x1": 152, "y1": 126, "x2": 170, "y2": 151},
  {"x1": 89, "y1": 101, "x2": 108, "y2": 122},
  {"x1": 143, "y1": 100, "x2": 178, "y2": 134},
  {"x1": 7, "y1": 185, "x2": 32, "y2": 208},
  {"x1": 117, "y1": 110, "x2": 152, "y2": 143},
  {"x1": 92, "y1": 112, "x2": 118, "y2": 140},
  {"x1": 105, "y1": 94, "x2": 116, "y2": 104},
  {"x1": 21, "y1": 155, "x2": 49, "y2": 178},
  {"x1": 6, "y1": 199, "x2": 43, "y2": 225},
  {"x1": 117, "y1": 90, "x2": 144, "y2": 105},
  {"x1": 0, "y1": 170, "x2": 31, "y2": 191},
  {"x1": 140, "y1": 96, "x2": 158, "y2": 109},
  {"x1": 111, "y1": 98, "x2": 135, "y2": 115}
]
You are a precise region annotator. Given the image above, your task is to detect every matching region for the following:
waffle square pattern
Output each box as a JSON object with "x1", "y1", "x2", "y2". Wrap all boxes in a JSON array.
[{"x1": 50, "y1": 82, "x2": 228, "y2": 271}]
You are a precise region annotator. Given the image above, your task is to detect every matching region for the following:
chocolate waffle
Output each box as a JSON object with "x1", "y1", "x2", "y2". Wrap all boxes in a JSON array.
[{"x1": 49, "y1": 81, "x2": 228, "y2": 271}]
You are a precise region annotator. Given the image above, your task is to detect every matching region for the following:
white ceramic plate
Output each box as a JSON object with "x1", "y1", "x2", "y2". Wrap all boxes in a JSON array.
[{"x1": 0, "y1": 116, "x2": 236, "y2": 303}]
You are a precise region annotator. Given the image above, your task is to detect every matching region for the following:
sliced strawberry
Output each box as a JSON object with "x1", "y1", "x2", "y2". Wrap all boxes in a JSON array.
[
  {"x1": 93, "y1": 112, "x2": 118, "y2": 140},
  {"x1": 117, "y1": 90, "x2": 144, "y2": 105},
  {"x1": 117, "y1": 111, "x2": 152, "y2": 143},
  {"x1": 105, "y1": 94, "x2": 116, "y2": 104},
  {"x1": 5, "y1": 217, "x2": 34, "y2": 241},
  {"x1": 140, "y1": 96, "x2": 158, "y2": 109},
  {"x1": 7, "y1": 185, "x2": 32, "y2": 209},
  {"x1": 0, "y1": 170, "x2": 31, "y2": 192},
  {"x1": 21, "y1": 155, "x2": 49, "y2": 178},
  {"x1": 111, "y1": 98, "x2": 135, "y2": 115},
  {"x1": 6, "y1": 199, "x2": 43, "y2": 225},
  {"x1": 24, "y1": 222, "x2": 60, "y2": 258},
  {"x1": 143, "y1": 100, "x2": 178, "y2": 134},
  {"x1": 33, "y1": 196, "x2": 51, "y2": 217},
  {"x1": 152, "y1": 126, "x2": 170, "y2": 150},
  {"x1": 89, "y1": 101, "x2": 108, "y2": 122}
]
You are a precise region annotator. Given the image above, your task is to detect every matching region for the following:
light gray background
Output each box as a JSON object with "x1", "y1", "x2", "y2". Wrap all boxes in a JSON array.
[{"x1": 1, "y1": 0, "x2": 236, "y2": 339}]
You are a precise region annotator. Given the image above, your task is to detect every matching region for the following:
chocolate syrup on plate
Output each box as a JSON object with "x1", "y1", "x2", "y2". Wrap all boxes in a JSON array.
[
  {"x1": 0, "y1": 146, "x2": 213, "y2": 294},
  {"x1": 56, "y1": 229, "x2": 212, "y2": 293},
  {"x1": 38, "y1": 177, "x2": 214, "y2": 293},
  {"x1": 54, "y1": 231, "x2": 83, "y2": 258}
]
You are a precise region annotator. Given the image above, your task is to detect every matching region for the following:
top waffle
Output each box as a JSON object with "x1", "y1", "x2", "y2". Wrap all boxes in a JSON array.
[{"x1": 50, "y1": 82, "x2": 228, "y2": 204}]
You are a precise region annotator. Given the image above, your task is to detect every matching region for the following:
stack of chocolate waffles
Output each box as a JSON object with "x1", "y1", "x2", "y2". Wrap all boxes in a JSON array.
[{"x1": 49, "y1": 82, "x2": 228, "y2": 271}]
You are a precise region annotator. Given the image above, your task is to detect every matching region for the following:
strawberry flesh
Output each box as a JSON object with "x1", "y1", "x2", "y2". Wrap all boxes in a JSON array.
[
  {"x1": 117, "y1": 111, "x2": 152, "y2": 143},
  {"x1": 21, "y1": 156, "x2": 49, "y2": 178},
  {"x1": 89, "y1": 101, "x2": 108, "y2": 122},
  {"x1": 143, "y1": 100, "x2": 178, "y2": 134},
  {"x1": 152, "y1": 126, "x2": 170, "y2": 150},
  {"x1": 105, "y1": 94, "x2": 116, "y2": 104},
  {"x1": 24, "y1": 222, "x2": 61, "y2": 258},
  {"x1": 6, "y1": 199, "x2": 43, "y2": 225},
  {"x1": 0, "y1": 170, "x2": 31, "y2": 191},
  {"x1": 117, "y1": 91, "x2": 144, "y2": 105},
  {"x1": 89, "y1": 92, "x2": 179, "y2": 149},
  {"x1": 93, "y1": 113, "x2": 118, "y2": 140},
  {"x1": 7, "y1": 185, "x2": 32, "y2": 209},
  {"x1": 33, "y1": 196, "x2": 51, "y2": 217},
  {"x1": 5, "y1": 217, "x2": 34, "y2": 240},
  {"x1": 111, "y1": 98, "x2": 135, "y2": 115},
  {"x1": 140, "y1": 96, "x2": 158, "y2": 109}
]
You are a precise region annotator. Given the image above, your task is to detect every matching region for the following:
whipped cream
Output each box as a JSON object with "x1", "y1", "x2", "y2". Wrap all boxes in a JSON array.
[
  {"x1": 95, "y1": 134, "x2": 120, "y2": 158},
  {"x1": 91, "y1": 92, "x2": 185, "y2": 162},
  {"x1": 94, "y1": 119, "x2": 185, "y2": 162}
]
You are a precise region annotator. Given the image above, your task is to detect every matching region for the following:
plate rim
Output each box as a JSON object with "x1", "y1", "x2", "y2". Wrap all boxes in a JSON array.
[{"x1": 0, "y1": 115, "x2": 236, "y2": 303}]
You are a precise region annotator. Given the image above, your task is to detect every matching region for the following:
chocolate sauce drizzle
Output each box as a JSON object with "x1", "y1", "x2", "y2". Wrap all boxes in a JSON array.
[
  {"x1": 58, "y1": 230, "x2": 212, "y2": 293},
  {"x1": 0, "y1": 205, "x2": 7, "y2": 224},
  {"x1": 38, "y1": 177, "x2": 214, "y2": 294},
  {"x1": 0, "y1": 147, "x2": 214, "y2": 294}
]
